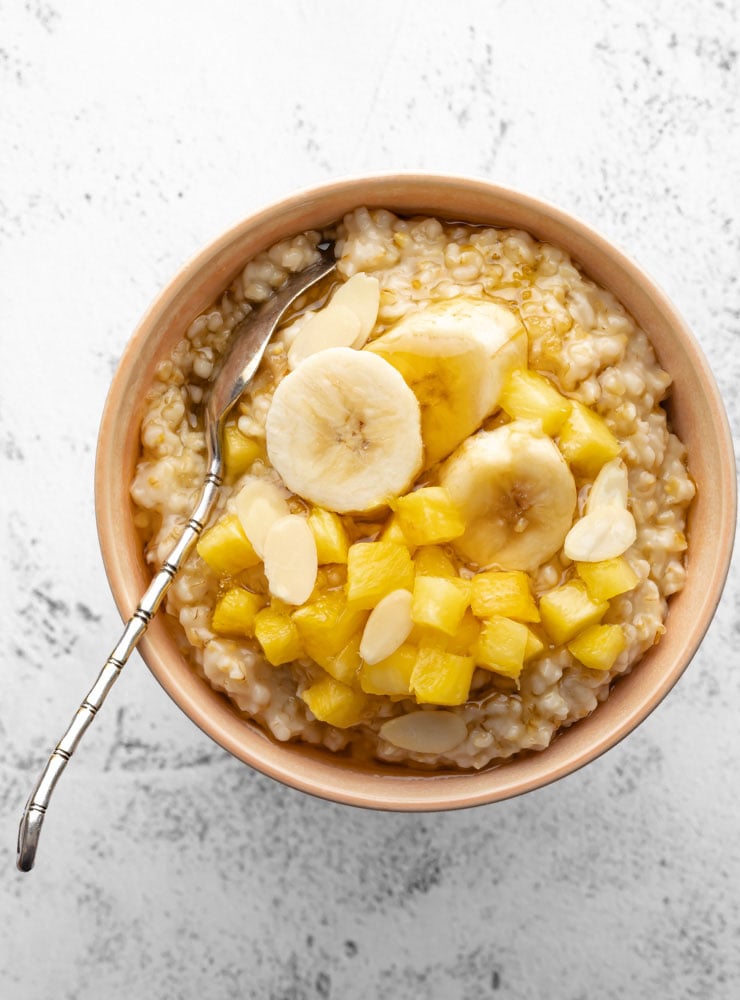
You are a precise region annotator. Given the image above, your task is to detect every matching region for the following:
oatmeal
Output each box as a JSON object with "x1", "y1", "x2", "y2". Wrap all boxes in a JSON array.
[{"x1": 130, "y1": 208, "x2": 694, "y2": 770}]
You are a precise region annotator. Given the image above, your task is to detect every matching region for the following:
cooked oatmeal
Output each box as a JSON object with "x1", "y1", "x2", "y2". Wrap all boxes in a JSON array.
[{"x1": 130, "y1": 208, "x2": 694, "y2": 770}]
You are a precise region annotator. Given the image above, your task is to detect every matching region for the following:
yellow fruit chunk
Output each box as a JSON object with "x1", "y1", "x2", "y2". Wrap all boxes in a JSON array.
[
  {"x1": 539, "y1": 580, "x2": 609, "y2": 645},
  {"x1": 393, "y1": 487, "x2": 465, "y2": 546},
  {"x1": 380, "y1": 514, "x2": 409, "y2": 546},
  {"x1": 558, "y1": 401, "x2": 621, "y2": 477},
  {"x1": 197, "y1": 513, "x2": 261, "y2": 575},
  {"x1": 292, "y1": 590, "x2": 367, "y2": 664},
  {"x1": 308, "y1": 507, "x2": 350, "y2": 564},
  {"x1": 301, "y1": 676, "x2": 367, "y2": 728},
  {"x1": 473, "y1": 616, "x2": 529, "y2": 679},
  {"x1": 523, "y1": 626, "x2": 546, "y2": 661},
  {"x1": 470, "y1": 570, "x2": 540, "y2": 622},
  {"x1": 576, "y1": 557, "x2": 639, "y2": 602},
  {"x1": 359, "y1": 643, "x2": 417, "y2": 697},
  {"x1": 254, "y1": 606, "x2": 304, "y2": 665},
  {"x1": 346, "y1": 540, "x2": 415, "y2": 609},
  {"x1": 223, "y1": 424, "x2": 263, "y2": 480},
  {"x1": 323, "y1": 635, "x2": 362, "y2": 686},
  {"x1": 567, "y1": 624, "x2": 626, "y2": 671},
  {"x1": 413, "y1": 545, "x2": 457, "y2": 578},
  {"x1": 411, "y1": 576, "x2": 471, "y2": 636},
  {"x1": 446, "y1": 611, "x2": 482, "y2": 655},
  {"x1": 410, "y1": 646, "x2": 475, "y2": 706},
  {"x1": 499, "y1": 369, "x2": 571, "y2": 435},
  {"x1": 211, "y1": 587, "x2": 266, "y2": 637}
]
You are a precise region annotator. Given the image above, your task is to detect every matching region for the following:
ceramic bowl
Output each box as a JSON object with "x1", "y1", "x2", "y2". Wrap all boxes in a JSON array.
[{"x1": 95, "y1": 174, "x2": 736, "y2": 810}]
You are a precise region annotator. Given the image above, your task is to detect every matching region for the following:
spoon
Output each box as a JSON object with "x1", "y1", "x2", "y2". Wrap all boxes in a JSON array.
[{"x1": 17, "y1": 241, "x2": 337, "y2": 872}]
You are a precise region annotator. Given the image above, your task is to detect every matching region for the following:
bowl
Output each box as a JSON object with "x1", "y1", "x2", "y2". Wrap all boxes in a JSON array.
[{"x1": 95, "y1": 174, "x2": 736, "y2": 810}]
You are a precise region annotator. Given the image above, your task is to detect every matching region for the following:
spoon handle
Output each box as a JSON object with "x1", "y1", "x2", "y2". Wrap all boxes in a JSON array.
[{"x1": 16, "y1": 469, "x2": 222, "y2": 872}]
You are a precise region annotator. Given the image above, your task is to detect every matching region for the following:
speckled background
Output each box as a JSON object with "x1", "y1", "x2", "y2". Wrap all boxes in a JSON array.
[{"x1": 2, "y1": 1, "x2": 739, "y2": 997}]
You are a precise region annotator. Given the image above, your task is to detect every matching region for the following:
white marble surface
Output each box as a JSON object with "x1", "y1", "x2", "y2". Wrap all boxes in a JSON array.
[{"x1": 2, "y1": 1, "x2": 739, "y2": 997}]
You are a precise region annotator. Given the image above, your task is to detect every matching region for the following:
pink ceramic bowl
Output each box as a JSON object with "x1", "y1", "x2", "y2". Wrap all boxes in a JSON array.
[{"x1": 95, "y1": 174, "x2": 736, "y2": 810}]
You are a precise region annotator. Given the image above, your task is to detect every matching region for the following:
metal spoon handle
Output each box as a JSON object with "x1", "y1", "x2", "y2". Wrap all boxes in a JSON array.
[{"x1": 16, "y1": 467, "x2": 223, "y2": 872}]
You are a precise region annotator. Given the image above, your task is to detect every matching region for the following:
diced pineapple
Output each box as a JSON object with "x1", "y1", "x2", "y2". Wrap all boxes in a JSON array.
[
  {"x1": 196, "y1": 513, "x2": 261, "y2": 575},
  {"x1": 292, "y1": 590, "x2": 367, "y2": 663},
  {"x1": 254, "y1": 606, "x2": 304, "y2": 665},
  {"x1": 499, "y1": 368, "x2": 571, "y2": 435},
  {"x1": 413, "y1": 545, "x2": 457, "y2": 578},
  {"x1": 380, "y1": 514, "x2": 410, "y2": 547},
  {"x1": 446, "y1": 611, "x2": 482, "y2": 655},
  {"x1": 346, "y1": 540, "x2": 415, "y2": 609},
  {"x1": 359, "y1": 643, "x2": 417, "y2": 697},
  {"x1": 323, "y1": 635, "x2": 362, "y2": 686},
  {"x1": 211, "y1": 587, "x2": 266, "y2": 637},
  {"x1": 411, "y1": 576, "x2": 471, "y2": 635},
  {"x1": 470, "y1": 570, "x2": 540, "y2": 622},
  {"x1": 523, "y1": 626, "x2": 546, "y2": 661},
  {"x1": 410, "y1": 646, "x2": 475, "y2": 706},
  {"x1": 223, "y1": 423, "x2": 263, "y2": 480},
  {"x1": 567, "y1": 623, "x2": 626, "y2": 671},
  {"x1": 393, "y1": 487, "x2": 465, "y2": 546},
  {"x1": 539, "y1": 580, "x2": 609, "y2": 645},
  {"x1": 308, "y1": 507, "x2": 350, "y2": 564},
  {"x1": 558, "y1": 401, "x2": 621, "y2": 477},
  {"x1": 473, "y1": 616, "x2": 529, "y2": 679},
  {"x1": 301, "y1": 676, "x2": 367, "y2": 728},
  {"x1": 576, "y1": 557, "x2": 639, "y2": 602}
]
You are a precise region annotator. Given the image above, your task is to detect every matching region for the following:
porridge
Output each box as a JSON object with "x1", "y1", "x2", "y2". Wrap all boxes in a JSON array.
[{"x1": 130, "y1": 208, "x2": 694, "y2": 770}]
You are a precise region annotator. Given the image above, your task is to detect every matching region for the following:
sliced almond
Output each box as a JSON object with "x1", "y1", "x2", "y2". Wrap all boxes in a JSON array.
[
  {"x1": 287, "y1": 304, "x2": 362, "y2": 369},
  {"x1": 564, "y1": 506, "x2": 637, "y2": 562},
  {"x1": 263, "y1": 514, "x2": 318, "y2": 605},
  {"x1": 359, "y1": 589, "x2": 414, "y2": 665},
  {"x1": 234, "y1": 477, "x2": 290, "y2": 557},
  {"x1": 380, "y1": 711, "x2": 468, "y2": 754},
  {"x1": 586, "y1": 458, "x2": 629, "y2": 512},
  {"x1": 330, "y1": 273, "x2": 380, "y2": 348}
]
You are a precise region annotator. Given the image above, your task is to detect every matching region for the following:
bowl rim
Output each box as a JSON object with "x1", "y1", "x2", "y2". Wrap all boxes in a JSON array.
[{"x1": 95, "y1": 172, "x2": 737, "y2": 811}]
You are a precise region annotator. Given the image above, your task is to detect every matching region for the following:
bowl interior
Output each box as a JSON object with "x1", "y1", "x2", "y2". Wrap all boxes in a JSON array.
[{"x1": 95, "y1": 175, "x2": 736, "y2": 810}]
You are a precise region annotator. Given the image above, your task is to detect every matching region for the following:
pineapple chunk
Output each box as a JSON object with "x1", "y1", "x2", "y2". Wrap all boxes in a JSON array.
[
  {"x1": 473, "y1": 615, "x2": 529, "y2": 679},
  {"x1": 292, "y1": 590, "x2": 367, "y2": 663},
  {"x1": 410, "y1": 646, "x2": 475, "y2": 706},
  {"x1": 308, "y1": 507, "x2": 350, "y2": 564},
  {"x1": 558, "y1": 401, "x2": 621, "y2": 477},
  {"x1": 211, "y1": 587, "x2": 266, "y2": 637},
  {"x1": 301, "y1": 676, "x2": 367, "y2": 728},
  {"x1": 393, "y1": 487, "x2": 465, "y2": 546},
  {"x1": 223, "y1": 424, "x2": 263, "y2": 480},
  {"x1": 499, "y1": 368, "x2": 571, "y2": 435},
  {"x1": 413, "y1": 545, "x2": 457, "y2": 578},
  {"x1": 197, "y1": 513, "x2": 261, "y2": 575},
  {"x1": 346, "y1": 540, "x2": 415, "y2": 609},
  {"x1": 539, "y1": 580, "x2": 609, "y2": 645},
  {"x1": 323, "y1": 635, "x2": 362, "y2": 686},
  {"x1": 567, "y1": 623, "x2": 626, "y2": 671},
  {"x1": 380, "y1": 514, "x2": 410, "y2": 547},
  {"x1": 446, "y1": 611, "x2": 482, "y2": 655},
  {"x1": 470, "y1": 570, "x2": 540, "y2": 622},
  {"x1": 359, "y1": 643, "x2": 417, "y2": 697},
  {"x1": 411, "y1": 576, "x2": 471, "y2": 635},
  {"x1": 254, "y1": 606, "x2": 304, "y2": 665},
  {"x1": 576, "y1": 557, "x2": 639, "y2": 602},
  {"x1": 523, "y1": 626, "x2": 546, "y2": 661}
]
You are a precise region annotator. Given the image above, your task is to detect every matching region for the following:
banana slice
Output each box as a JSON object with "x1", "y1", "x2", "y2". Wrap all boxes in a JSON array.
[
  {"x1": 265, "y1": 347, "x2": 423, "y2": 513},
  {"x1": 367, "y1": 297, "x2": 527, "y2": 467},
  {"x1": 359, "y1": 589, "x2": 414, "y2": 665},
  {"x1": 287, "y1": 304, "x2": 361, "y2": 369},
  {"x1": 439, "y1": 420, "x2": 577, "y2": 571},
  {"x1": 263, "y1": 514, "x2": 318, "y2": 604},
  {"x1": 234, "y1": 477, "x2": 290, "y2": 558}
]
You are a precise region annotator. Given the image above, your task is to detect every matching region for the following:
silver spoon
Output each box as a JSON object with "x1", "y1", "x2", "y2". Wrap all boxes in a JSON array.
[{"x1": 17, "y1": 241, "x2": 337, "y2": 872}]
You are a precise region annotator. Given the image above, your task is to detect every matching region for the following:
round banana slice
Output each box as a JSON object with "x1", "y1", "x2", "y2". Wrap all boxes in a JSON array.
[
  {"x1": 439, "y1": 420, "x2": 577, "y2": 571},
  {"x1": 367, "y1": 297, "x2": 527, "y2": 467},
  {"x1": 266, "y1": 347, "x2": 423, "y2": 514}
]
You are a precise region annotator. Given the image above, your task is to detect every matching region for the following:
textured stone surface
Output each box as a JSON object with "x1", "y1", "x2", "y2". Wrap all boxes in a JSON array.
[{"x1": 2, "y1": 1, "x2": 739, "y2": 997}]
